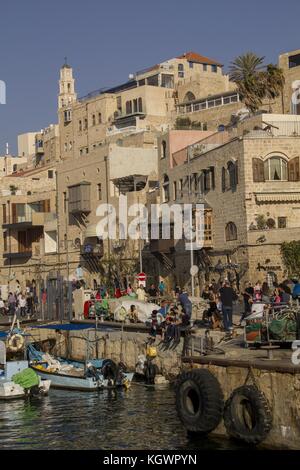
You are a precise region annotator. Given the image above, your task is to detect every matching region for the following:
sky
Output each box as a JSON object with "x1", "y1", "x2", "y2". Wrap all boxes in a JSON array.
[{"x1": 1, "y1": 0, "x2": 300, "y2": 154}]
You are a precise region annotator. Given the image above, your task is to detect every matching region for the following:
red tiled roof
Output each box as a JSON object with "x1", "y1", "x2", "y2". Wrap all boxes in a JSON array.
[
  {"x1": 5, "y1": 165, "x2": 54, "y2": 178},
  {"x1": 177, "y1": 51, "x2": 222, "y2": 67}
]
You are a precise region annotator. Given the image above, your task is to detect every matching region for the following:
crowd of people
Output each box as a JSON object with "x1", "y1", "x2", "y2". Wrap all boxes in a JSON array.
[
  {"x1": 0, "y1": 285, "x2": 39, "y2": 317},
  {"x1": 200, "y1": 277, "x2": 300, "y2": 335}
]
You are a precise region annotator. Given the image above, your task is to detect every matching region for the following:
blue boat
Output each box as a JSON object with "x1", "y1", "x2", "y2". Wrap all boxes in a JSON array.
[{"x1": 27, "y1": 344, "x2": 134, "y2": 391}]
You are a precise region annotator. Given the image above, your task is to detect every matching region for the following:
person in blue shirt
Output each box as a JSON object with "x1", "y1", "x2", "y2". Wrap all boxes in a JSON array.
[
  {"x1": 292, "y1": 280, "x2": 300, "y2": 299},
  {"x1": 178, "y1": 290, "x2": 192, "y2": 320}
]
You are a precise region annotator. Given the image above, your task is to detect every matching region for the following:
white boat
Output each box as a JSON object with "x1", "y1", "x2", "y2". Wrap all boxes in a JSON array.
[
  {"x1": 28, "y1": 345, "x2": 134, "y2": 391},
  {"x1": 0, "y1": 341, "x2": 51, "y2": 400}
]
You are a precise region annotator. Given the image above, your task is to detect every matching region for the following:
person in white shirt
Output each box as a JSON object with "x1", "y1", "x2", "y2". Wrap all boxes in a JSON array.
[
  {"x1": 19, "y1": 295, "x2": 27, "y2": 317},
  {"x1": 0, "y1": 298, "x2": 5, "y2": 316}
]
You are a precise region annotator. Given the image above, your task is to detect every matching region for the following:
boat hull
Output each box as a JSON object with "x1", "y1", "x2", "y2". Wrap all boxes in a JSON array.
[{"x1": 31, "y1": 366, "x2": 134, "y2": 391}]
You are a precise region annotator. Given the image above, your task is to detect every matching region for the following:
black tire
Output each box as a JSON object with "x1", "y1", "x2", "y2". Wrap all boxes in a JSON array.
[
  {"x1": 224, "y1": 385, "x2": 272, "y2": 445},
  {"x1": 175, "y1": 369, "x2": 224, "y2": 434}
]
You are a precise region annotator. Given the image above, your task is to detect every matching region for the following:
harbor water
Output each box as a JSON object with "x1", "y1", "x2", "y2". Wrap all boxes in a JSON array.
[{"x1": 0, "y1": 383, "x2": 247, "y2": 450}]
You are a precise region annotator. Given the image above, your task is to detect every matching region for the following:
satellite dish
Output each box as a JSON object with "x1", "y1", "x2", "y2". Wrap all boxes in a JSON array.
[{"x1": 190, "y1": 265, "x2": 199, "y2": 276}]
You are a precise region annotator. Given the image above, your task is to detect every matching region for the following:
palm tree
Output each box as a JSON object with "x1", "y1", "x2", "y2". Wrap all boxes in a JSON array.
[
  {"x1": 261, "y1": 64, "x2": 285, "y2": 112},
  {"x1": 229, "y1": 52, "x2": 285, "y2": 113}
]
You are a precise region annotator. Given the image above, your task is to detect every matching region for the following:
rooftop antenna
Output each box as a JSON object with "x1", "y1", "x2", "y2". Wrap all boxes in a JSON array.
[{"x1": 64, "y1": 56, "x2": 68, "y2": 66}]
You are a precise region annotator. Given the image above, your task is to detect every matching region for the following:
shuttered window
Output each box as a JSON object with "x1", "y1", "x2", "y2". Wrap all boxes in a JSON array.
[
  {"x1": 253, "y1": 158, "x2": 265, "y2": 182},
  {"x1": 288, "y1": 156, "x2": 300, "y2": 181}
]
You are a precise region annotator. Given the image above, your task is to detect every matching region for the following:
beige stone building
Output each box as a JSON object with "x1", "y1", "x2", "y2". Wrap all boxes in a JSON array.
[
  {"x1": 0, "y1": 165, "x2": 57, "y2": 290},
  {"x1": 2, "y1": 48, "x2": 300, "y2": 294},
  {"x1": 144, "y1": 114, "x2": 300, "y2": 291}
]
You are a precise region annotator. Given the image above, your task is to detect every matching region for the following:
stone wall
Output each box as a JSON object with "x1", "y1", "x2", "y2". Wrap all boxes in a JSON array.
[
  {"x1": 189, "y1": 363, "x2": 300, "y2": 450},
  {"x1": 27, "y1": 327, "x2": 184, "y2": 378}
]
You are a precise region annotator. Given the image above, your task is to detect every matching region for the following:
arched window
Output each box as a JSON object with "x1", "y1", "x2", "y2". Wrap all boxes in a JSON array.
[
  {"x1": 227, "y1": 161, "x2": 238, "y2": 189},
  {"x1": 225, "y1": 222, "x2": 237, "y2": 241},
  {"x1": 221, "y1": 167, "x2": 227, "y2": 192},
  {"x1": 98, "y1": 112, "x2": 102, "y2": 124},
  {"x1": 183, "y1": 91, "x2": 196, "y2": 102},
  {"x1": 264, "y1": 156, "x2": 287, "y2": 181},
  {"x1": 79, "y1": 120, "x2": 82, "y2": 132},
  {"x1": 126, "y1": 101, "x2": 132, "y2": 114},
  {"x1": 92, "y1": 114, "x2": 96, "y2": 126},
  {"x1": 161, "y1": 140, "x2": 167, "y2": 159},
  {"x1": 162, "y1": 174, "x2": 170, "y2": 203}
]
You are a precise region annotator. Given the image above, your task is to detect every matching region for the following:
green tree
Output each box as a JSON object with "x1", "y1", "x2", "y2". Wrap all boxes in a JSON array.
[
  {"x1": 281, "y1": 241, "x2": 300, "y2": 279},
  {"x1": 229, "y1": 52, "x2": 285, "y2": 113}
]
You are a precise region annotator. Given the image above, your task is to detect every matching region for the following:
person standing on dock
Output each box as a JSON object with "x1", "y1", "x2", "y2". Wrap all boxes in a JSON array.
[{"x1": 219, "y1": 281, "x2": 238, "y2": 334}]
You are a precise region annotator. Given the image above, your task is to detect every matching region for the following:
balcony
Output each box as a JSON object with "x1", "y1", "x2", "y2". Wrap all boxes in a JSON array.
[
  {"x1": 80, "y1": 243, "x2": 104, "y2": 257},
  {"x1": 68, "y1": 182, "x2": 91, "y2": 214},
  {"x1": 3, "y1": 250, "x2": 32, "y2": 259}
]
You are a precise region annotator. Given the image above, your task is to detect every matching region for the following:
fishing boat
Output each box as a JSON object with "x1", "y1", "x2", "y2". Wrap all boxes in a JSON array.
[
  {"x1": 0, "y1": 341, "x2": 51, "y2": 399},
  {"x1": 27, "y1": 344, "x2": 134, "y2": 391}
]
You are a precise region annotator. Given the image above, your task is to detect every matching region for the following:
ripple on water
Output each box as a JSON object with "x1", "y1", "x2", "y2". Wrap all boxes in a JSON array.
[{"x1": 0, "y1": 384, "x2": 247, "y2": 450}]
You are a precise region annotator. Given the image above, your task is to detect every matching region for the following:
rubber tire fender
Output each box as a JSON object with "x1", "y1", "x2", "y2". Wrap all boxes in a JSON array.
[
  {"x1": 175, "y1": 369, "x2": 224, "y2": 434},
  {"x1": 223, "y1": 385, "x2": 272, "y2": 445}
]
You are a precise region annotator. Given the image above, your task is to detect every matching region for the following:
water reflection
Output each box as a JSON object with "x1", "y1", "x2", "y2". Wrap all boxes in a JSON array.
[{"x1": 0, "y1": 384, "x2": 245, "y2": 450}]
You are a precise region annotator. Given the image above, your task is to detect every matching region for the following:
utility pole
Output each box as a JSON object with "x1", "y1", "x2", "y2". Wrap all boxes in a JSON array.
[{"x1": 187, "y1": 147, "x2": 195, "y2": 297}]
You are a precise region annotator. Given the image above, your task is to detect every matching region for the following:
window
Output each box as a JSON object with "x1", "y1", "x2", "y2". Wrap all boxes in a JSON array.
[
  {"x1": 183, "y1": 91, "x2": 196, "y2": 102},
  {"x1": 64, "y1": 142, "x2": 68, "y2": 152},
  {"x1": 2, "y1": 204, "x2": 7, "y2": 224},
  {"x1": 225, "y1": 222, "x2": 237, "y2": 241},
  {"x1": 278, "y1": 217, "x2": 287, "y2": 228},
  {"x1": 189, "y1": 62, "x2": 194, "y2": 68},
  {"x1": 64, "y1": 110, "x2": 71, "y2": 122},
  {"x1": 162, "y1": 175, "x2": 170, "y2": 203},
  {"x1": 117, "y1": 96, "x2": 122, "y2": 112},
  {"x1": 228, "y1": 161, "x2": 238, "y2": 189},
  {"x1": 211, "y1": 64, "x2": 217, "y2": 73},
  {"x1": 97, "y1": 183, "x2": 102, "y2": 200},
  {"x1": 48, "y1": 170, "x2": 54, "y2": 179},
  {"x1": 204, "y1": 170, "x2": 211, "y2": 191},
  {"x1": 63, "y1": 192, "x2": 67, "y2": 213},
  {"x1": 289, "y1": 53, "x2": 300, "y2": 69},
  {"x1": 264, "y1": 157, "x2": 287, "y2": 181},
  {"x1": 92, "y1": 114, "x2": 96, "y2": 126},
  {"x1": 84, "y1": 118, "x2": 88, "y2": 130},
  {"x1": 67, "y1": 83, "x2": 71, "y2": 92},
  {"x1": 86, "y1": 147, "x2": 89, "y2": 154},
  {"x1": 3, "y1": 231, "x2": 7, "y2": 252},
  {"x1": 178, "y1": 63, "x2": 184, "y2": 78},
  {"x1": 147, "y1": 74, "x2": 159, "y2": 86},
  {"x1": 98, "y1": 112, "x2": 102, "y2": 124},
  {"x1": 138, "y1": 97, "x2": 143, "y2": 112},
  {"x1": 80, "y1": 149, "x2": 83, "y2": 156},
  {"x1": 161, "y1": 140, "x2": 167, "y2": 159},
  {"x1": 203, "y1": 64, "x2": 207, "y2": 71},
  {"x1": 133, "y1": 99, "x2": 138, "y2": 113},
  {"x1": 126, "y1": 101, "x2": 132, "y2": 114},
  {"x1": 79, "y1": 120, "x2": 82, "y2": 132},
  {"x1": 173, "y1": 181, "x2": 177, "y2": 201},
  {"x1": 69, "y1": 141, "x2": 73, "y2": 150},
  {"x1": 221, "y1": 167, "x2": 227, "y2": 192}
]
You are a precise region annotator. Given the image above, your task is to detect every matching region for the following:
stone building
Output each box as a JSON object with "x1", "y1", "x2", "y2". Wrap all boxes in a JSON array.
[
  {"x1": 0, "y1": 165, "x2": 57, "y2": 290},
  {"x1": 144, "y1": 113, "x2": 300, "y2": 291}
]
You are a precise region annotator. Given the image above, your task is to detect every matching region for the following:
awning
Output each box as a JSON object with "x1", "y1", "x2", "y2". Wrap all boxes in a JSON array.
[
  {"x1": 85, "y1": 223, "x2": 98, "y2": 238},
  {"x1": 255, "y1": 192, "x2": 300, "y2": 203}
]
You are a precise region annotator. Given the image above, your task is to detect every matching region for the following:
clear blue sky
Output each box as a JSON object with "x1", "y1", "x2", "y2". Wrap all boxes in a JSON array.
[{"x1": 1, "y1": 0, "x2": 300, "y2": 154}]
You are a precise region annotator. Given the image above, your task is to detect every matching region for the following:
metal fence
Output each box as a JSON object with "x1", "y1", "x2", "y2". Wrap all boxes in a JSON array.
[{"x1": 44, "y1": 274, "x2": 72, "y2": 322}]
